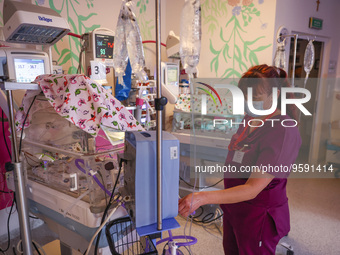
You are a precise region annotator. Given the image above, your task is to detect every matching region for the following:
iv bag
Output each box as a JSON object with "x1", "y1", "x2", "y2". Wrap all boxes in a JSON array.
[
  {"x1": 304, "y1": 40, "x2": 315, "y2": 74},
  {"x1": 274, "y1": 45, "x2": 286, "y2": 69}
]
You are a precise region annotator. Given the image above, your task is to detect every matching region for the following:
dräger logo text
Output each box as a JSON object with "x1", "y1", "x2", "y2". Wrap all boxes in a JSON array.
[{"x1": 38, "y1": 16, "x2": 52, "y2": 23}]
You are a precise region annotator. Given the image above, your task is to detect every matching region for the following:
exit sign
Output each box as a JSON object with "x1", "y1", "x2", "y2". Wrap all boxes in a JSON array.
[{"x1": 309, "y1": 17, "x2": 323, "y2": 30}]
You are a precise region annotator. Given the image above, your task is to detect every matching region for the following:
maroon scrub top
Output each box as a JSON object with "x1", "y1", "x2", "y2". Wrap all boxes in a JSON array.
[{"x1": 221, "y1": 114, "x2": 302, "y2": 238}]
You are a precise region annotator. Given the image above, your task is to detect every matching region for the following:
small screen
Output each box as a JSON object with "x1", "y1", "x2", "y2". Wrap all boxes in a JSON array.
[
  {"x1": 167, "y1": 66, "x2": 178, "y2": 85},
  {"x1": 14, "y1": 59, "x2": 45, "y2": 83},
  {"x1": 95, "y1": 34, "x2": 114, "y2": 59}
]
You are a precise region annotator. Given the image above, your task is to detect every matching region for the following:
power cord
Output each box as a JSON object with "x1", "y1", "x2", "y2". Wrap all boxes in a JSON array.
[
  {"x1": 179, "y1": 177, "x2": 223, "y2": 190},
  {"x1": 2, "y1": 109, "x2": 11, "y2": 161},
  {"x1": 0, "y1": 193, "x2": 16, "y2": 253},
  {"x1": 93, "y1": 158, "x2": 127, "y2": 255},
  {"x1": 19, "y1": 96, "x2": 37, "y2": 155}
]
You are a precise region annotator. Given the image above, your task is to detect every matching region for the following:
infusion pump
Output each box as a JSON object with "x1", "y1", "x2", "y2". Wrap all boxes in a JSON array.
[{"x1": 0, "y1": 48, "x2": 50, "y2": 83}]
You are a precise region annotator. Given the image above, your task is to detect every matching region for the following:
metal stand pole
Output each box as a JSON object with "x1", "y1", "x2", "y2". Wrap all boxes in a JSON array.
[
  {"x1": 6, "y1": 90, "x2": 33, "y2": 255},
  {"x1": 292, "y1": 34, "x2": 298, "y2": 88},
  {"x1": 155, "y1": 0, "x2": 162, "y2": 231}
]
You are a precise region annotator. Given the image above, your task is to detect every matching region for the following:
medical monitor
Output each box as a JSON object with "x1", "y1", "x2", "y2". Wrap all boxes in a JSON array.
[
  {"x1": 95, "y1": 34, "x2": 114, "y2": 60},
  {"x1": 161, "y1": 62, "x2": 179, "y2": 104},
  {"x1": 0, "y1": 48, "x2": 50, "y2": 83},
  {"x1": 14, "y1": 58, "x2": 45, "y2": 83}
]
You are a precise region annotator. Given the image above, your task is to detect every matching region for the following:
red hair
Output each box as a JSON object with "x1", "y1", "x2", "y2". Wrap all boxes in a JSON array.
[{"x1": 238, "y1": 64, "x2": 298, "y2": 121}]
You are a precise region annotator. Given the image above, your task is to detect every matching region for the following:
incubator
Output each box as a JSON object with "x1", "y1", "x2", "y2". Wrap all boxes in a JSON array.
[
  {"x1": 5, "y1": 94, "x2": 128, "y2": 253},
  {"x1": 19, "y1": 97, "x2": 124, "y2": 211},
  {"x1": 172, "y1": 78, "x2": 243, "y2": 192}
]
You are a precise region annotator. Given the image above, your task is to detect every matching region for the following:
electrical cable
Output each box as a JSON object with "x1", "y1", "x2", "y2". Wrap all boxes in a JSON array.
[
  {"x1": 0, "y1": 190, "x2": 12, "y2": 194},
  {"x1": 93, "y1": 159, "x2": 126, "y2": 255},
  {"x1": 19, "y1": 96, "x2": 37, "y2": 155},
  {"x1": 97, "y1": 171, "x2": 108, "y2": 206},
  {"x1": 32, "y1": 241, "x2": 46, "y2": 255},
  {"x1": 84, "y1": 201, "x2": 122, "y2": 255},
  {"x1": 2, "y1": 109, "x2": 11, "y2": 161},
  {"x1": 0, "y1": 194, "x2": 16, "y2": 253},
  {"x1": 180, "y1": 177, "x2": 223, "y2": 189},
  {"x1": 32, "y1": 242, "x2": 42, "y2": 255}
]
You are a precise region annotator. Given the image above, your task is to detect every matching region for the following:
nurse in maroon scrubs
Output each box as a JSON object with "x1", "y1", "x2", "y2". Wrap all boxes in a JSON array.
[{"x1": 179, "y1": 65, "x2": 302, "y2": 255}]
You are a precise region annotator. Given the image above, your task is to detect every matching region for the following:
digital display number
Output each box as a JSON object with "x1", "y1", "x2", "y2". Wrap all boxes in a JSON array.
[
  {"x1": 14, "y1": 59, "x2": 45, "y2": 83},
  {"x1": 95, "y1": 34, "x2": 114, "y2": 59}
]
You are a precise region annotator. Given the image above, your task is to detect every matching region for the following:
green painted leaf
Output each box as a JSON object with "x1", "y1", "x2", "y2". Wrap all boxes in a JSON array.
[
  {"x1": 253, "y1": 44, "x2": 271, "y2": 52},
  {"x1": 249, "y1": 3, "x2": 254, "y2": 7},
  {"x1": 49, "y1": 0, "x2": 62, "y2": 13},
  {"x1": 225, "y1": 15, "x2": 235, "y2": 28},
  {"x1": 57, "y1": 48, "x2": 70, "y2": 63},
  {"x1": 234, "y1": 17, "x2": 246, "y2": 33},
  {"x1": 220, "y1": 27, "x2": 227, "y2": 42},
  {"x1": 209, "y1": 39, "x2": 220, "y2": 55},
  {"x1": 255, "y1": 11, "x2": 260, "y2": 16},
  {"x1": 249, "y1": 51, "x2": 259, "y2": 66},
  {"x1": 68, "y1": 66, "x2": 78, "y2": 74},
  {"x1": 244, "y1": 36, "x2": 265, "y2": 46},
  {"x1": 78, "y1": 13, "x2": 97, "y2": 22},
  {"x1": 137, "y1": 1, "x2": 141, "y2": 7},
  {"x1": 222, "y1": 44, "x2": 230, "y2": 63},
  {"x1": 68, "y1": 17, "x2": 78, "y2": 33},
  {"x1": 59, "y1": 53, "x2": 71, "y2": 66},
  {"x1": 220, "y1": 68, "x2": 234, "y2": 78},
  {"x1": 53, "y1": 44, "x2": 60, "y2": 56}
]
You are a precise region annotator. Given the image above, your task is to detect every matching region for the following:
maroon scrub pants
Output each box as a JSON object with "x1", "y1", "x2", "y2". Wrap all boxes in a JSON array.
[{"x1": 222, "y1": 202, "x2": 286, "y2": 255}]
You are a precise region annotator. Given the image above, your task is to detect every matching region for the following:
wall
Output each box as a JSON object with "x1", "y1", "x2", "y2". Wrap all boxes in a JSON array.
[
  {"x1": 165, "y1": 0, "x2": 277, "y2": 78},
  {"x1": 274, "y1": 0, "x2": 340, "y2": 164}
]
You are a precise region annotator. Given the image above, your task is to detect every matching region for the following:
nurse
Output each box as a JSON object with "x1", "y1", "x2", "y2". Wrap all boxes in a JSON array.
[{"x1": 178, "y1": 65, "x2": 302, "y2": 255}]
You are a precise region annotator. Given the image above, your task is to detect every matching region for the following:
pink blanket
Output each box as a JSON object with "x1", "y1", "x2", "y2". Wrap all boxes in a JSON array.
[{"x1": 15, "y1": 74, "x2": 143, "y2": 136}]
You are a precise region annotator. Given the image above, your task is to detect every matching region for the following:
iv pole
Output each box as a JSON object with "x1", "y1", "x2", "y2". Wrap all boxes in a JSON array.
[
  {"x1": 155, "y1": 0, "x2": 163, "y2": 231},
  {"x1": 0, "y1": 82, "x2": 40, "y2": 255}
]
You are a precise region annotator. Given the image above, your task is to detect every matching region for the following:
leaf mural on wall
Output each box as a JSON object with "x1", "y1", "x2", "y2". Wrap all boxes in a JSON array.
[
  {"x1": 203, "y1": 0, "x2": 271, "y2": 78},
  {"x1": 136, "y1": 0, "x2": 154, "y2": 40},
  {"x1": 201, "y1": 0, "x2": 228, "y2": 36},
  {"x1": 45, "y1": 0, "x2": 100, "y2": 74}
]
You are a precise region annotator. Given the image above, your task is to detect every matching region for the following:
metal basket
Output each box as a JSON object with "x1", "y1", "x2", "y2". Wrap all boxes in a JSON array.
[{"x1": 105, "y1": 217, "x2": 157, "y2": 255}]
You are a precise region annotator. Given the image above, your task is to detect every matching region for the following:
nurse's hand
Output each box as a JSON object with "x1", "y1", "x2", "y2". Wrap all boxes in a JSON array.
[{"x1": 178, "y1": 192, "x2": 203, "y2": 218}]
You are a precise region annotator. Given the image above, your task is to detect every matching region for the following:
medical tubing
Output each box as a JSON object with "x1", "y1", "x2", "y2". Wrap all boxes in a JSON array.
[
  {"x1": 74, "y1": 159, "x2": 112, "y2": 197},
  {"x1": 84, "y1": 202, "x2": 122, "y2": 255},
  {"x1": 94, "y1": 159, "x2": 125, "y2": 255},
  {"x1": 156, "y1": 235, "x2": 197, "y2": 247}
]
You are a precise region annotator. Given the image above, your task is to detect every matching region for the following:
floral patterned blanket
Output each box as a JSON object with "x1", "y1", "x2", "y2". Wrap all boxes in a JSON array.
[{"x1": 15, "y1": 74, "x2": 144, "y2": 136}]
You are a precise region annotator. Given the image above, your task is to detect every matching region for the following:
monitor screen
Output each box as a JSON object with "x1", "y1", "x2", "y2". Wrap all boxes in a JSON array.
[
  {"x1": 95, "y1": 34, "x2": 114, "y2": 59},
  {"x1": 167, "y1": 66, "x2": 178, "y2": 85},
  {"x1": 14, "y1": 58, "x2": 45, "y2": 83}
]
